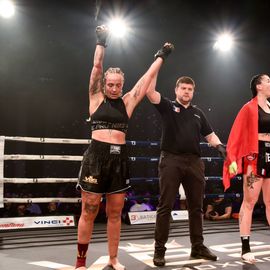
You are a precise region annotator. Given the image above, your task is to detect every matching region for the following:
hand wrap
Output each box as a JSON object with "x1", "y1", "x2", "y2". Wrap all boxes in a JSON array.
[
  {"x1": 154, "y1": 43, "x2": 174, "y2": 60},
  {"x1": 96, "y1": 25, "x2": 109, "y2": 47},
  {"x1": 216, "y1": 144, "x2": 227, "y2": 160}
]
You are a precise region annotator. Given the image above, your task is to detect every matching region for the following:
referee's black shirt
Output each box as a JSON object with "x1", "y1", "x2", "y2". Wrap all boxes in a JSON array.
[{"x1": 154, "y1": 96, "x2": 213, "y2": 156}]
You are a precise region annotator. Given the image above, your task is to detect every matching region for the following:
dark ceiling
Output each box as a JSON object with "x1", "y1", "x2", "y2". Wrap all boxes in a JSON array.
[{"x1": 1, "y1": 0, "x2": 270, "y2": 142}]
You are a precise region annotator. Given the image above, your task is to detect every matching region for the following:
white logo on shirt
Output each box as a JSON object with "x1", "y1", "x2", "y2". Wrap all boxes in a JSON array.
[
  {"x1": 194, "y1": 114, "x2": 200, "y2": 119},
  {"x1": 173, "y1": 105, "x2": 180, "y2": 113}
]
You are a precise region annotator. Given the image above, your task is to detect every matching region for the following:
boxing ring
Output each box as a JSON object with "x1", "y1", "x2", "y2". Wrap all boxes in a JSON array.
[
  {"x1": 0, "y1": 135, "x2": 241, "y2": 207},
  {"x1": 0, "y1": 135, "x2": 269, "y2": 270}
]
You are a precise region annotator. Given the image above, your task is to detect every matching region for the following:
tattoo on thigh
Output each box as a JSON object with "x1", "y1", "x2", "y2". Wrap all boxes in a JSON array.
[
  {"x1": 85, "y1": 203, "x2": 98, "y2": 214},
  {"x1": 246, "y1": 172, "x2": 259, "y2": 189}
]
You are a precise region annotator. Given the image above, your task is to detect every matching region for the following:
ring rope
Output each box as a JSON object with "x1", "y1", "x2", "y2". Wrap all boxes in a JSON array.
[
  {"x1": 3, "y1": 178, "x2": 78, "y2": 184},
  {"x1": 0, "y1": 135, "x2": 228, "y2": 208},
  {"x1": 3, "y1": 192, "x2": 243, "y2": 204},
  {"x1": 3, "y1": 176, "x2": 241, "y2": 184},
  {"x1": 3, "y1": 198, "x2": 82, "y2": 203},
  {"x1": 4, "y1": 155, "x2": 222, "y2": 162},
  {"x1": 4, "y1": 136, "x2": 213, "y2": 147},
  {"x1": 4, "y1": 136, "x2": 91, "y2": 144},
  {"x1": 0, "y1": 137, "x2": 4, "y2": 208},
  {"x1": 4, "y1": 154, "x2": 83, "y2": 161}
]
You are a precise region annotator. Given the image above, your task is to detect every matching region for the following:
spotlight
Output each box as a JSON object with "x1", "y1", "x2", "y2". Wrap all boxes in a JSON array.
[
  {"x1": 108, "y1": 18, "x2": 128, "y2": 38},
  {"x1": 0, "y1": 0, "x2": 15, "y2": 18},
  {"x1": 213, "y1": 33, "x2": 234, "y2": 52}
]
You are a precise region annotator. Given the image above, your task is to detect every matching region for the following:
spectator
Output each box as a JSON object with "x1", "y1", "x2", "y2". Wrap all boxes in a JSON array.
[{"x1": 204, "y1": 196, "x2": 232, "y2": 221}]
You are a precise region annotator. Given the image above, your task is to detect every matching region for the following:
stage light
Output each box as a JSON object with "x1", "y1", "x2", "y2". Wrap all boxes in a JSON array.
[
  {"x1": 213, "y1": 33, "x2": 234, "y2": 52},
  {"x1": 108, "y1": 18, "x2": 128, "y2": 38},
  {"x1": 0, "y1": 0, "x2": 15, "y2": 18}
]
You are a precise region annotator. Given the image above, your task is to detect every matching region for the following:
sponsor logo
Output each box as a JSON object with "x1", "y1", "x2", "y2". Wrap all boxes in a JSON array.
[
  {"x1": 0, "y1": 223, "x2": 24, "y2": 228},
  {"x1": 0, "y1": 216, "x2": 75, "y2": 230},
  {"x1": 265, "y1": 142, "x2": 270, "y2": 147},
  {"x1": 194, "y1": 114, "x2": 201, "y2": 119},
  {"x1": 130, "y1": 215, "x2": 138, "y2": 221},
  {"x1": 265, "y1": 152, "x2": 270, "y2": 163},
  {"x1": 62, "y1": 217, "x2": 74, "y2": 226},
  {"x1": 83, "y1": 176, "x2": 98, "y2": 184},
  {"x1": 34, "y1": 216, "x2": 74, "y2": 226},
  {"x1": 128, "y1": 211, "x2": 156, "y2": 224},
  {"x1": 110, "y1": 145, "x2": 121, "y2": 154},
  {"x1": 171, "y1": 210, "x2": 189, "y2": 220}
]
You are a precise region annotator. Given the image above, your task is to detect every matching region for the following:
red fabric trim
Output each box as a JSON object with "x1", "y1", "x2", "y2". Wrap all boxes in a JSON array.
[
  {"x1": 243, "y1": 155, "x2": 258, "y2": 176},
  {"x1": 223, "y1": 97, "x2": 258, "y2": 190}
]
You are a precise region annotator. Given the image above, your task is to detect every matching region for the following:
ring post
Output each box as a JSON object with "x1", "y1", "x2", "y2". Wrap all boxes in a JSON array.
[{"x1": 0, "y1": 136, "x2": 5, "y2": 208}]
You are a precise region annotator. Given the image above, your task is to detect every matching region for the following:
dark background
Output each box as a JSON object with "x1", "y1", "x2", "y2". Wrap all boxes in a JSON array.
[
  {"x1": 1, "y1": 0, "x2": 270, "y2": 142},
  {"x1": 1, "y1": 0, "x2": 269, "y2": 217}
]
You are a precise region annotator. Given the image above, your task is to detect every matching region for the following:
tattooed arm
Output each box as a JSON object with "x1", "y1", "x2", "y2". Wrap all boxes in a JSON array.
[
  {"x1": 89, "y1": 26, "x2": 108, "y2": 115},
  {"x1": 123, "y1": 43, "x2": 173, "y2": 118},
  {"x1": 123, "y1": 57, "x2": 163, "y2": 118}
]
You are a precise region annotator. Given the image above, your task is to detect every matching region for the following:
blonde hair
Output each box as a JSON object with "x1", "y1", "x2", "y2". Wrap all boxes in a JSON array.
[{"x1": 103, "y1": 67, "x2": 125, "y2": 84}]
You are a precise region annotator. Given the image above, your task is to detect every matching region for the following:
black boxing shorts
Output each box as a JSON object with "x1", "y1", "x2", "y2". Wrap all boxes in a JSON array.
[
  {"x1": 76, "y1": 139, "x2": 130, "y2": 194},
  {"x1": 257, "y1": 141, "x2": 270, "y2": 178}
]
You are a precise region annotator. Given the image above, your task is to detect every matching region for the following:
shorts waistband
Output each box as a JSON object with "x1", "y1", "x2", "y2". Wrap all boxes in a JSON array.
[
  {"x1": 91, "y1": 139, "x2": 126, "y2": 147},
  {"x1": 90, "y1": 139, "x2": 127, "y2": 154},
  {"x1": 259, "y1": 141, "x2": 270, "y2": 148}
]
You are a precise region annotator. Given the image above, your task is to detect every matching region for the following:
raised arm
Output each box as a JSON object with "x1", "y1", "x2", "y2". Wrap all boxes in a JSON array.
[
  {"x1": 89, "y1": 25, "x2": 109, "y2": 115},
  {"x1": 123, "y1": 43, "x2": 174, "y2": 117},
  {"x1": 146, "y1": 68, "x2": 161, "y2": 104}
]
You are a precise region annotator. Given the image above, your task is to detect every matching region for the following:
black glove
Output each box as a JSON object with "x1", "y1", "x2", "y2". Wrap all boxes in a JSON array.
[
  {"x1": 96, "y1": 25, "x2": 109, "y2": 47},
  {"x1": 216, "y1": 144, "x2": 227, "y2": 160},
  {"x1": 154, "y1": 42, "x2": 174, "y2": 60}
]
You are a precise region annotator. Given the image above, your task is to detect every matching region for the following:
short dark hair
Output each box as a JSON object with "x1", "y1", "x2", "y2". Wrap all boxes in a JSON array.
[
  {"x1": 250, "y1": 74, "x2": 266, "y2": 98},
  {"x1": 176, "y1": 76, "x2": 195, "y2": 88}
]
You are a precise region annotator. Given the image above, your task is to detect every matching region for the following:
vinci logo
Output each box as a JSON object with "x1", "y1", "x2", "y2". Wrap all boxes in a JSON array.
[
  {"x1": 33, "y1": 216, "x2": 75, "y2": 228},
  {"x1": 62, "y1": 217, "x2": 74, "y2": 226}
]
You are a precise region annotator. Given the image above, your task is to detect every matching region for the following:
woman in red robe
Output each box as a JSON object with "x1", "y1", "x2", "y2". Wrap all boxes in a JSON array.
[{"x1": 223, "y1": 74, "x2": 270, "y2": 264}]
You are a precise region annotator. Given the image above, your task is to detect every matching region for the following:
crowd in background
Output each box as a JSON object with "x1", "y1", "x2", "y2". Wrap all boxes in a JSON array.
[
  {"x1": 0, "y1": 180, "x2": 267, "y2": 224},
  {"x1": 1, "y1": 145, "x2": 267, "y2": 223}
]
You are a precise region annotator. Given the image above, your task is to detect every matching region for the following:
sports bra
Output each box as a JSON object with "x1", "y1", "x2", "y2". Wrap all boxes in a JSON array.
[
  {"x1": 258, "y1": 105, "x2": 270, "y2": 133},
  {"x1": 91, "y1": 98, "x2": 129, "y2": 134}
]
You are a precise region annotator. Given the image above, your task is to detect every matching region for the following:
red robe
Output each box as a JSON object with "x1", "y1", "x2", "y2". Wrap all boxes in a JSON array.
[{"x1": 223, "y1": 97, "x2": 258, "y2": 190}]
